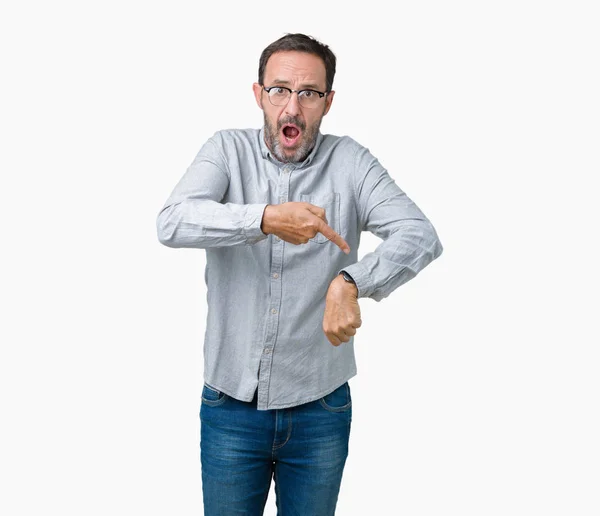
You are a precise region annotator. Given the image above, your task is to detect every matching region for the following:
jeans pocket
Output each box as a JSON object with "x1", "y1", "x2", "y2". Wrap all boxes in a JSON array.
[
  {"x1": 201, "y1": 383, "x2": 228, "y2": 407},
  {"x1": 319, "y1": 381, "x2": 352, "y2": 412}
]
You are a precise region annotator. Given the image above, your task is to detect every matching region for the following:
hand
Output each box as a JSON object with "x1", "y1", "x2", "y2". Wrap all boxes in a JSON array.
[
  {"x1": 261, "y1": 202, "x2": 350, "y2": 254},
  {"x1": 323, "y1": 274, "x2": 362, "y2": 346}
]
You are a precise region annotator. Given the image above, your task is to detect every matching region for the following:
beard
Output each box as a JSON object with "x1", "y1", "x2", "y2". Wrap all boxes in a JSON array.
[{"x1": 263, "y1": 111, "x2": 324, "y2": 163}]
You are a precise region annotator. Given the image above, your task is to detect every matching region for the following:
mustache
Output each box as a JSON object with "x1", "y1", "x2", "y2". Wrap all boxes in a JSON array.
[{"x1": 277, "y1": 117, "x2": 306, "y2": 132}]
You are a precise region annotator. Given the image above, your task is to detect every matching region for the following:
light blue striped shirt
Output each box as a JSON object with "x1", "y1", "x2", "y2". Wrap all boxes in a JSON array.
[{"x1": 157, "y1": 127, "x2": 443, "y2": 410}]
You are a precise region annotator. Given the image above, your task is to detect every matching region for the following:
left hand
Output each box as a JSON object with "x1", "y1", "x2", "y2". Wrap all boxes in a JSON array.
[{"x1": 323, "y1": 275, "x2": 362, "y2": 346}]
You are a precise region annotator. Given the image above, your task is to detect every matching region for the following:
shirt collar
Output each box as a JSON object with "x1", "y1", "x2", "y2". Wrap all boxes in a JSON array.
[{"x1": 259, "y1": 126, "x2": 323, "y2": 168}]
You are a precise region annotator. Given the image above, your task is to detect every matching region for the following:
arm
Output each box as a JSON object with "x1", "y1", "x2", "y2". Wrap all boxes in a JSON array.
[
  {"x1": 338, "y1": 144, "x2": 443, "y2": 302},
  {"x1": 156, "y1": 135, "x2": 269, "y2": 249}
]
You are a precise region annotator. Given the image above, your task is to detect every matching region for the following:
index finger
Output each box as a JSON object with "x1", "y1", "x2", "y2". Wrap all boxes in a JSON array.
[{"x1": 315, "y1": 219, "x2": 350, "y2": 254}]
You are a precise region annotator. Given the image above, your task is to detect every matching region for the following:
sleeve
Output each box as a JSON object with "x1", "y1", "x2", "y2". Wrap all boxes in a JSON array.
[
  {"x1": 338, "y1": 144, "x2": 443, "y2": 302},
  {"x1": 156, "y1": 134, "x2": 269, "y2": 249}
]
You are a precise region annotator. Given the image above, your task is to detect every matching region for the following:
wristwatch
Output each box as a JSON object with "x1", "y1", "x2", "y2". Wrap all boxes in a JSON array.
[{"x1": 339, "y1": 270, "x2": 356, "y2": 285}]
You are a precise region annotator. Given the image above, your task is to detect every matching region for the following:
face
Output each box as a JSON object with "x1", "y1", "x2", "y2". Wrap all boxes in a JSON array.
[{"x1": 253, "y1": 51, "x2": 335, "y2": 163}]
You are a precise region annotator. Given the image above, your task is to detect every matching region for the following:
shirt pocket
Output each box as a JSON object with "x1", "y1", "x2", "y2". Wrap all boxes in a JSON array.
[{"x1": 299, "y1": 192, "x2": 341, "y2": 244}]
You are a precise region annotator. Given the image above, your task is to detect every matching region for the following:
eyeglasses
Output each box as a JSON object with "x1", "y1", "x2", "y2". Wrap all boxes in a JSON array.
[{"x1": 262, "y1": 85, "x2": 328, "y2": 108}]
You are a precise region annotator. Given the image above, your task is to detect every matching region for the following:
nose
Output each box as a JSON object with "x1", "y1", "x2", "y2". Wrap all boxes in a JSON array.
[{"x1": 284, "y1": 91, "x2": 301, "y2": 117}]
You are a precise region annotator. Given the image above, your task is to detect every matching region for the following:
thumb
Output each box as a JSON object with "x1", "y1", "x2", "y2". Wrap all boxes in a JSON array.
[{"x1": 305, "y1": 204, "x2": 328, "y2": 224}]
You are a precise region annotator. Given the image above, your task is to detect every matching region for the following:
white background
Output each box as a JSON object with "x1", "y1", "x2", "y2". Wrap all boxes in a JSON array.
[{"x1": 1, "y1": 1, "x2": 599, "y2": 514}]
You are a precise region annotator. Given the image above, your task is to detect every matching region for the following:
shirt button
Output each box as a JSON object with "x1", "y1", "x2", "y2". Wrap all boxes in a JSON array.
[
  {"x1": 264, "y1": 348, "x2": 272, "y2": 354},
  {"x1": 271, "y1": 308, "x2": 278, "y2": 314},
  {"x1": 273, "y1": 273, "x2": 279, "y2": 279},
  {"x1": 279, "y1": 197, "x2": 285, "y2": 203}
]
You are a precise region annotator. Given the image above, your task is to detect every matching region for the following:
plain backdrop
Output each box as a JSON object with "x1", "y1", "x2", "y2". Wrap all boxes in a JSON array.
[{"x1": 1, "y1": 1, "x2": 599, "y2": 515}]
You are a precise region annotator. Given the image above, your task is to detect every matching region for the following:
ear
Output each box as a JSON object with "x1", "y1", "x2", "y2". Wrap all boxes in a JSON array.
[
  {"x1": 323, "y1": 90, "x2": 335, "y2": 116},
  {"x1": 252, "y1": 83, "x2": 264, "y2": 110}
]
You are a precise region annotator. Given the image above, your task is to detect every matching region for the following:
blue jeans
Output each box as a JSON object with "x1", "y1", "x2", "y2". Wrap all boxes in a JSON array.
[{"x1": 200, "y1": 381, "x2": 352, "y2": 515}]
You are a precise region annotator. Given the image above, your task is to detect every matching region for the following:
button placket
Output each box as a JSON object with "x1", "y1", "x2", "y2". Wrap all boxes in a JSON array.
[{"x1": 257, "y1": 165, "x2": 292, "y2": 410}]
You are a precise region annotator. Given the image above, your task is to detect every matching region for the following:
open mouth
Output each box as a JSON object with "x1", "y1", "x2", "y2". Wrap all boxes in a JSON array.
[{"x1": 281, "y1": 124, "x2": 302, "y2": 147}]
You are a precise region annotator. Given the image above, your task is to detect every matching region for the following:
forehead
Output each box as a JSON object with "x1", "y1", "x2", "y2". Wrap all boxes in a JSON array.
[{"x1": 264, "y1": 51, "x2": 326, "y2": 89}]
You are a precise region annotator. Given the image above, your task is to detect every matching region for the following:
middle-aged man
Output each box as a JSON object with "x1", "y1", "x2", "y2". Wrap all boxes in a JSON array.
[{"x1": 157, "y1": 33, "x2": 443, "y2": 516}]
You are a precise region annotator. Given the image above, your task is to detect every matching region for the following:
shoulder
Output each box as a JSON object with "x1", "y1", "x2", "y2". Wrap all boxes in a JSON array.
[
  {"x1": 320, "y1": 133, "x2": 366, "y2": 156},
  {"x1": 320, "y1": 134, "x2": 384, "y2": 184},
  {"x1": 208, "y1": 128, "x2": 260, "y2": 148},
  {"x1": 318, "y1": 133, "x2": 372, "y2": 168},
  {"x1": 201, "y1": 128, "x2": 261, "y2": 161}
]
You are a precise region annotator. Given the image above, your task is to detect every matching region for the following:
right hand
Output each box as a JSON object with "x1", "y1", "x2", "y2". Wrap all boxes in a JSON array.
[{"x1": 261, "y1": 202, "x2": 350, "y2": 254}]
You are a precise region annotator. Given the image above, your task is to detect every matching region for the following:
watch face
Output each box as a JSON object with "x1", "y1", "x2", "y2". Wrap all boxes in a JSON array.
[{"x1": 341, "y1": 272, "x2": 354, "y2": 283}]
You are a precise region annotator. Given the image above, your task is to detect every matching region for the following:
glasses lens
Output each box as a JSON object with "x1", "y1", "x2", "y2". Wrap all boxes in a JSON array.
[
  {"x1": 297, "y1": 90, "x2": 322, "y2": 108},
  {"x1": 267, "y1": 87, "x2": 290, "y2": 106}
]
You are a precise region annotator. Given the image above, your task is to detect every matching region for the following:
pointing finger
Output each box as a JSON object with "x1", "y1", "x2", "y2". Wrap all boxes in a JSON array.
[{"x1": 316, "y1": 219, "x2": 350, "y2": 254}]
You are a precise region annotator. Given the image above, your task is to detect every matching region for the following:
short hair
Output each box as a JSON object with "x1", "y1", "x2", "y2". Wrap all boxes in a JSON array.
[{"x1": 258, "y1": 33, "x2": 337, "y2": 92}]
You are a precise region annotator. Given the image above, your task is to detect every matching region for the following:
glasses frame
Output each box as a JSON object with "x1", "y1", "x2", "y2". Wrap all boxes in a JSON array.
[{"x1": 262, "y1": 85, "x2": 329, "y2": 108}]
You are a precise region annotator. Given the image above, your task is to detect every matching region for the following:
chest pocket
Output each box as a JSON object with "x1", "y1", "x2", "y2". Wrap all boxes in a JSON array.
[{"x1": 299, "y1": 192, "x2": 341, "y2": 244}]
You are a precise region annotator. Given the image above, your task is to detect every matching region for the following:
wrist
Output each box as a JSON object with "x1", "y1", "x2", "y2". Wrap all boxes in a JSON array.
[{"x1": 338, "y1": 272, "x2": 358, "y2": 295}]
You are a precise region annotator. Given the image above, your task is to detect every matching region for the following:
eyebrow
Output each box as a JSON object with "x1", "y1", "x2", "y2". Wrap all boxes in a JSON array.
[{"x1": 270, "y1": 79, "x2": 324, "y2": 90}]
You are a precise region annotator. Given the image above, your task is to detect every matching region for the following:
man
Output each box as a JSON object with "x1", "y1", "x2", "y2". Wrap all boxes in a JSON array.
[{"x1": 157, "y1": 33, "x2": 443, "y2": 515}]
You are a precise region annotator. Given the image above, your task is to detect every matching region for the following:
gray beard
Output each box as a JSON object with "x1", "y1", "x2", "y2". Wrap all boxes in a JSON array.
[{"x1": 263, "y1": 114, "x2": 323, "y2": 163}]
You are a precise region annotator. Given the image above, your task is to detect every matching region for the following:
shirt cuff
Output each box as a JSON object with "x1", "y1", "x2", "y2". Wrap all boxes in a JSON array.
[
  {"x1": 338, "y1": 262, "x2": 373, "y2": 299},
  {"x1": 244, "y1": 203, "x2": 270, "y2": 244}
]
